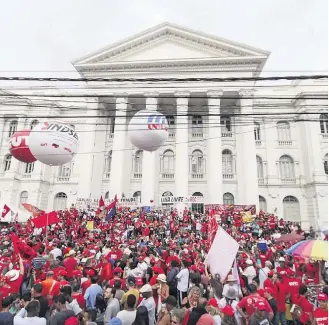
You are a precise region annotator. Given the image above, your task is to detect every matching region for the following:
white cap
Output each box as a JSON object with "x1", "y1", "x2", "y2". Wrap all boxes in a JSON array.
[
  {"x1": 140, "y1": 284, "x2": 152, "y2": 293},
  {"x1": 279, "y1": 257, "x2": 285, "y2": 262},
  {"x1": 69, "y1": 249, "x2": 76, "y2": 256},
  {"x1": 246, "y1": 259, "x2": 253, "y2": 265}
]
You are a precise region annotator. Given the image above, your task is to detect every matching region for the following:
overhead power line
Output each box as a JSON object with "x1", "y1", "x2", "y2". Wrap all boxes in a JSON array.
[{"x1": 0, "y1": 74, "x2": 327, "y2": 83}]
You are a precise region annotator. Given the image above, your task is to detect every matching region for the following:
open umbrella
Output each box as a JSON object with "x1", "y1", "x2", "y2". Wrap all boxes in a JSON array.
[
  {"x1": 286, "y1": 239, "x2": 328, "y2": 261},
  {"x1": 275, "y1": 232, "x2": 304, "y2": 243}
]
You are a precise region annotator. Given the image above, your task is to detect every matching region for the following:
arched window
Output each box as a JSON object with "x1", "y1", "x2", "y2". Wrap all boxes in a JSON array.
[
  {"x1": 4, "y1": 154, "x2": 12, "y2": 171},
  {"x1": 166, "y1": 116, "x2": 175, "y2": 138},
  {"x1": 58, "y1": 162, "x2": 73, "y2": 180},
  {"x1": 162, "y1": 150, "x2": 175, "y2": 174},
  {"x1": 223, "y1": 192, "x2": 234, "y2": 205},
  {"x1": 191, "y1": 150, "x2": 204, "y2": 174},
  {"x1": 54, "y1": 192, "x2": 67, "y2": 211},
  {"x1": 256, "y1": 156, "x2": 264, "y2": 180},
  {"x1": 19, "y1": 191, "x2": 28, "y2": 209},
  {"x1": 191, "y1": 192, "x2": 204, "y2": 212},
  {"x1": 8, "y1": 120, "x2": 18, "y2": 137},
  {"x1": 105, "y1": 191, "x2": 110, "y2": 199},
  {"x1": 324, "y1": 154, "x2": 328, "y2": 175},
  {"x1": 277, "y1": 121, "x2": 291, "y2": 142},
  {"x1": 254, "y1": 122, "x2": 261, "y2": 141},
  {"x1": 222, "y1": 149, "x2": 233, "y2": 176},
  {"x1": 30, "y1": 120, "x2": 39, "y2": 130},
  {"x1": 133, "y1": 191, "x2": 142, "y2": 203},
  {"x1": 279, "y1": 155, "x2": 295, "y2": 180},
  {"x1": 192, "y1": 115, "x2": 203, "y2": 136},
  {"x1": 24, "y1": 162, "x2": 34, "y2": 174},
  {"x1": 104, "y1": 151, "x2": 112, "y2": 178},
  {"x1": 283, "y1": 196, "x2": 300, "y2": 221},
  {"x1": 320, "y1": 114, "x2": 328, "y2": 134},
  {"x1": 133, "y1": 150, "x2": 143, "y2": 175},
  {"x1": 259, "y1": 196, "x2": 267, "y2": 212}
]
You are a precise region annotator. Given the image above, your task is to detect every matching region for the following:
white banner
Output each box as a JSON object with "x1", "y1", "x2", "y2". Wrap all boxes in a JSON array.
[
  {"x1": 75, "y1": 197, "x2": 140, "y2": 209},
  {"x1": 160, "y1": 196, "x2": 204, "y2": 205}
]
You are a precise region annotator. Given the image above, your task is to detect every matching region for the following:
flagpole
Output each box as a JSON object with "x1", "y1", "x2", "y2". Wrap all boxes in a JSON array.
[{"x1": 45, "y1": 212, "x2": 49, "y2": 245}]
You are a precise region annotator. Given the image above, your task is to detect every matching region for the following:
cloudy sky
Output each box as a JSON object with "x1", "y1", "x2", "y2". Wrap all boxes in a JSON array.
[{"x1": 0, "y1": 0, "x2": 327, "y2": 77}]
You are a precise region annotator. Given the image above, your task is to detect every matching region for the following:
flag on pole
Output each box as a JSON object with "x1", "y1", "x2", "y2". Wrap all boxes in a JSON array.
[
  {"x1": 32, "y1": 211, "x2": 60, "y2": 228},
  {"x1": 22, "y1": 203, "x2": 44, "y2": 217},
  {"x1": 106, "y1": 195, "x2": 118, "y2": 221},
  {"x1": 233, "y1": 258, "x2": 241, "y2": 285},
  {"x1": 1, "y1": 204, "x2": 10, "y2": 219},
  {"x1": 99, "y1": 196, "x2": 105, "y2": 208},
  {"x1": 207, "y1": 226, "x2": 239, "y2": 280},
  {"x1": 207, "y1": 209, "x2": 218, "y2": 249}
]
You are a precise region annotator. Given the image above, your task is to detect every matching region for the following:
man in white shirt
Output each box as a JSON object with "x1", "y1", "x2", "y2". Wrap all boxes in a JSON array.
[
  {"x1": 243, "y1": 259, "x2": 256, "y2": 285},
  {"x1": 176, "y1": 261, "x2": 190, "y2": 307},
  {"x1": 14, "y1": 300, "x2": 46, "y2": 325},
  {"x1": 117, "y1": 294, "x2": 137, "y2": 325},
  {"x1": 49, "y1": 244, "x2": 62, "y2": 260},
  {"x1": 139, "y1": 284, "x2": 156, "y2": 325},
  {"x1": 259, "y1": 261, "x2": 273, "y2": 288}
]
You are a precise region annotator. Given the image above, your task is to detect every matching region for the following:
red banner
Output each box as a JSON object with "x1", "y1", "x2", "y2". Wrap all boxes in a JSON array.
[{"x1": 205, "y1": 204, "x2": 256, "y2": 215}]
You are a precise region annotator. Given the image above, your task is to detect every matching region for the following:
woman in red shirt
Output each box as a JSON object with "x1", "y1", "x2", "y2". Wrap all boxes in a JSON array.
[{"x1": 313, "y1": 293, "x2": 328, "y2": 325}]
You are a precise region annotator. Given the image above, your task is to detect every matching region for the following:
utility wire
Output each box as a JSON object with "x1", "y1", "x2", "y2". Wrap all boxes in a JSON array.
[{"x1": 0, "y1": 74, "x2": 327, "y2": 82}]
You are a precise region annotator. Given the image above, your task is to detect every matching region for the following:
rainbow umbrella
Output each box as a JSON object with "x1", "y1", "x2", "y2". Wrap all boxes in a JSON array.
[{"x1": 286, "y1": 240, "x2": 328, "y2": 261}]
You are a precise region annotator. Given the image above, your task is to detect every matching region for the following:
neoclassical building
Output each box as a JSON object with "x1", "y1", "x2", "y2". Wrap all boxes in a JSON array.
[{"x1": 0, "y1": 23, "x2": 327, "y2": 227}]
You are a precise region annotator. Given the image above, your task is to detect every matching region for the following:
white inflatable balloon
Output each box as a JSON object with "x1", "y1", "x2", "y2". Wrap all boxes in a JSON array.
[
  {"x1": 29, "y1": 121, "x2": 79, "y2": 166},
  {"x1": 128, "y1": 110, "x2": 169, "y2": 152}
]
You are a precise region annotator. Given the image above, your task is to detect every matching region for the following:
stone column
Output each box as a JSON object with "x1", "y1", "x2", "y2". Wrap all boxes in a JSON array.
[
  {"x1": 207, "y1": 90, "x2": 223, "y2": 204},
  {"x1": 141, "y1": 93, "x2": 158, "y2": 206},
  {"x1": 175, "y1": 91, "x2": 189, "y2": 212},
  {"x1": 0, "y1": 115, "x2": 5, "y2": 149},
  {"x1": 109, "y1": 96, "x2": 128, "y2": 199},
  {"x1": 235, "y1": 89, "x2": 259, "y2": 210}
]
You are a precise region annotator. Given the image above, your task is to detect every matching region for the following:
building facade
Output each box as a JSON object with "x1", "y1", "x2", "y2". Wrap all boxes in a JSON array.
[{"x1": 0, "y1": 23, "x2": 327, "y2": 227}]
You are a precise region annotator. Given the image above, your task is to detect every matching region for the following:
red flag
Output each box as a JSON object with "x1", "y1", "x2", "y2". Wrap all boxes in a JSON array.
[
  {"x1": 11, "y1": 233, "x2": 19, "y2": 255},
  {"x1": 32, "y1": 211, "x2": 60, "y2": 228},
  {"x1": 22, "y1": 203, "x2": 44, "y2": 217},
  {"x1": 99, "y1": 196, "x2": 105, "y2": 208},
  {"x1": 1, "y1": 204, "x2": 10, "y2": 219}
]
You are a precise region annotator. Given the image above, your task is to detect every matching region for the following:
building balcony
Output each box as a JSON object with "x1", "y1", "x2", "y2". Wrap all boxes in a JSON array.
[
  {"x1": 321, "y1": 133, "x2": 328, "y2": 140},
  {"x1": 222, "y1": 132, "x2": 233, "y2": 138},
  {"x1": 103, "y1": 172, "x2": 111, "y2": 179},
  {"x1": 278, "y1": 140, "x2": 292, "y2": 146},
  {"x1": 223, "y1": 173, "x2": 235, "y2": 180},
  {"x1": 132, "y1": 173, "x2": 142, "y2": 179},
  {"x1": 160, "y1": 172, "x2": 174, "y2": 179},
  {"x1": 57, "y1": 176, "x2": 70, "y2": 182},
  {"x1": 281, "y1": 178, "x2": 296, "y2": 184},
  {"x1": 255, "y1": 140, "x2": 262, "y2": 146},
  {"x1": 22, "y1": 173, "x2": 32, "y2": 179},
  {"x1": 168, "y1": 132, "x2": 175, "y2": 141},
  {"x1": 191, "y1": 132, "x2": 203, "y2": 139},
  {"x1": 258, "y1": 178, "x2": 265, "y2": 184},
  {"x1": 190, "y1": 172, "x2": 205, "y2": 180}
]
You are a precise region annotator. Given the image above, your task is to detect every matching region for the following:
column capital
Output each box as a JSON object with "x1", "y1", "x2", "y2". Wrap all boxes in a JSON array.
[
  {"x1": 144, "y1": 91, "x2": 159, "y2": 98},
  {"x1": 174, "y1": 91, "x2": 190, "y2": 98},
  {"x1": 238, "y1": 88, "x2": 255, "y2": 98},
  {"x1": 207, "y1": 89, "x2": 223, "y2": 98}
]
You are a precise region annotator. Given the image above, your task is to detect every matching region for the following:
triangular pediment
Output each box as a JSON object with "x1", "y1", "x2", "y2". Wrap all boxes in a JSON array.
[{"x1": 73, "y1": 22, "x2": 269, "y2": 67}]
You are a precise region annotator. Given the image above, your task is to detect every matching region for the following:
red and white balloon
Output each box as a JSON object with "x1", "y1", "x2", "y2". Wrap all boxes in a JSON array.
[{"x1": 10, "y1": 130, "x2": 36, "y2": 163}]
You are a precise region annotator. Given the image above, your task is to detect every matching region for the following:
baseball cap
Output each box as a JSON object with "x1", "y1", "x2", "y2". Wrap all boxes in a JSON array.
[
  {"x1": 256, "y1": 301, "x2": 267, "y2": 311},
  {"x1": 220, "y1": 305, "x2": 235, "y2": 317},
  {"x1": 113, "y1": 267, "x2": 123, "y2": 274},
  {"x1": 278, "y1": 257, "x2": 285, "y2": 262},
  {"x1": 140, "y1": 284, "x2": 152, "y2": 293},
  {"x1": 207, "y1": 298, "x2": 219, "y2": 308},
  {"x1": 135, "y1": 277, "x2": 144, "y2": 286},
  {"x1": 58, "y1": 270, "x2": 67, "y2": 276},
  {"x1": 318, "y1": 293, "x2": 328, "y2": 301},
  {"x1": 267, "y1": 271, "x2": 274, "y2": 277}
]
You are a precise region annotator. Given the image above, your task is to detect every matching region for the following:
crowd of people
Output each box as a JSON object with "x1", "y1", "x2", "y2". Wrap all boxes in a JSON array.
[{"x1": 0, "y1": 206, "x2": 327, "y2": 325}]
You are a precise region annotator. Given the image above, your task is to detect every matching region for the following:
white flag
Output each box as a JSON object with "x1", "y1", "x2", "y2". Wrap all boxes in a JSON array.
[{"x1": 207, "y1": 226, "x2": 239, "y2": 280}]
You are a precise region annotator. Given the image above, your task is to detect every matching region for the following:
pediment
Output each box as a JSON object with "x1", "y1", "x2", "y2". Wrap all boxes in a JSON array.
[{"x1": 73, "y1": 22, "x2": 269, "y2": 68}]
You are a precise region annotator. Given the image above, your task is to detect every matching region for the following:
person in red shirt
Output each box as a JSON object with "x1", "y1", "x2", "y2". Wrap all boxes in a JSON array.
[
  {"x1": 5, "y1": 255, "x2": 24, "y2": 294},
  {"x1": 100, "y1": 255, "x2": 113, "y2": 284},
  {"x1": 275, "y1": 275, "x2": 288, "y2": 325},
  {"x1": 109, "y1": 267, "x2": 126, "y2": 290},
  {"x1": 237, "y1": 284, "x2": 273, "y2": 322},
  {"x1": 72, "y1": 283, "x2": 86, "y2": 310},
  {"x1": 291, "y1": 285, "x2": 314, "y2": 325},
  {"x1": 63, "y1": 250, "x2": 78, "y2": 279},
  {"x1": 276, "y1": 257, "x2": 289, "y2": 280},
  {"x1": 57, "y1": 270, "x2": 70, "y2": 287},
  {"x1": 306, "y1": 260, "x2": 320, "y2": 284},
  {"x1": 285, "y1": 269, "x2": 302, "y2": 298},
  {"x1": 312, "y1": 293, "x2": 328, "y2": 325},
  {"x1": 0, "y1": 276, "x2": 12, "y2": 307}
]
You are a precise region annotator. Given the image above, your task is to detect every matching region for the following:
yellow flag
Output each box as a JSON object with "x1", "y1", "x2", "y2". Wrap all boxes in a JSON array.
[{"x1": 86, "y1": 221, "x2": 94, "y2": 231}]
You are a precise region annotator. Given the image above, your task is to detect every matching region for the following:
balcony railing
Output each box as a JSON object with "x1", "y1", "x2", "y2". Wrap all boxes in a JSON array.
[
  {"x1": 168, "y1": 132, "x2": 175, "y2": 140},
  {"x1": 22, "y1": 174, "x2": 32, "y2": 179},
  {"x1": 57, "y1": 177, "x2": 70, "y2": 182},
  {"x1": 132, "y1": 173, "x2": 142, "y2": 179},
  {"x1": 223, "y1": 173, "x2": 234, "y2": 180},
  {"x1": 104, "y1": 172, "x2": 111, "y2": 179},
  {"x1": 222, "y1": 132, "x2": 233, "y2": 138},
  {"x1": 281, "y1": 178, "x2": 296, "y2": 184},
  {"x1": 191, "y1": 132, "x2": 203, "y2": 138},
  {"x1": 321, "y1": 133, "x2": 328, "y2": 140},
  {"x1": 161, "y1": 173, "x2": 174, "y2": 179},
  {"x1": 190, "y1": 172, "x2": 204, "y2": 179},
  {"x1": 278, "y1": 140, "x2": 292, "y2": 146},
  {"x1": 256, "y1": 140, "x2": 262, "y2": 146},
  {"x1": 258, "y1": 178, "x2": 264, "y2": 184}
]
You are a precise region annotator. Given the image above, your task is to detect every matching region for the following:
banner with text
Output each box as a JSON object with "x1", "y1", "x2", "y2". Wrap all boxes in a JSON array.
[
  {"x1": 205, "y1": 204, "x2": 256, "y2": 215},
  {"x1": 160, "y1": 196, "x2": 204, "y2": 205},
  {"x1": 76, "y1": 197, "x2": 140, "y2": 209}
]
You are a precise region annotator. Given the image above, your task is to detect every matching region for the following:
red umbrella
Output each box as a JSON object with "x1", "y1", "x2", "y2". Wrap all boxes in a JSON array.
[{"x1": 275, "y1": 232, "x2": 304, "y2": 243}]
